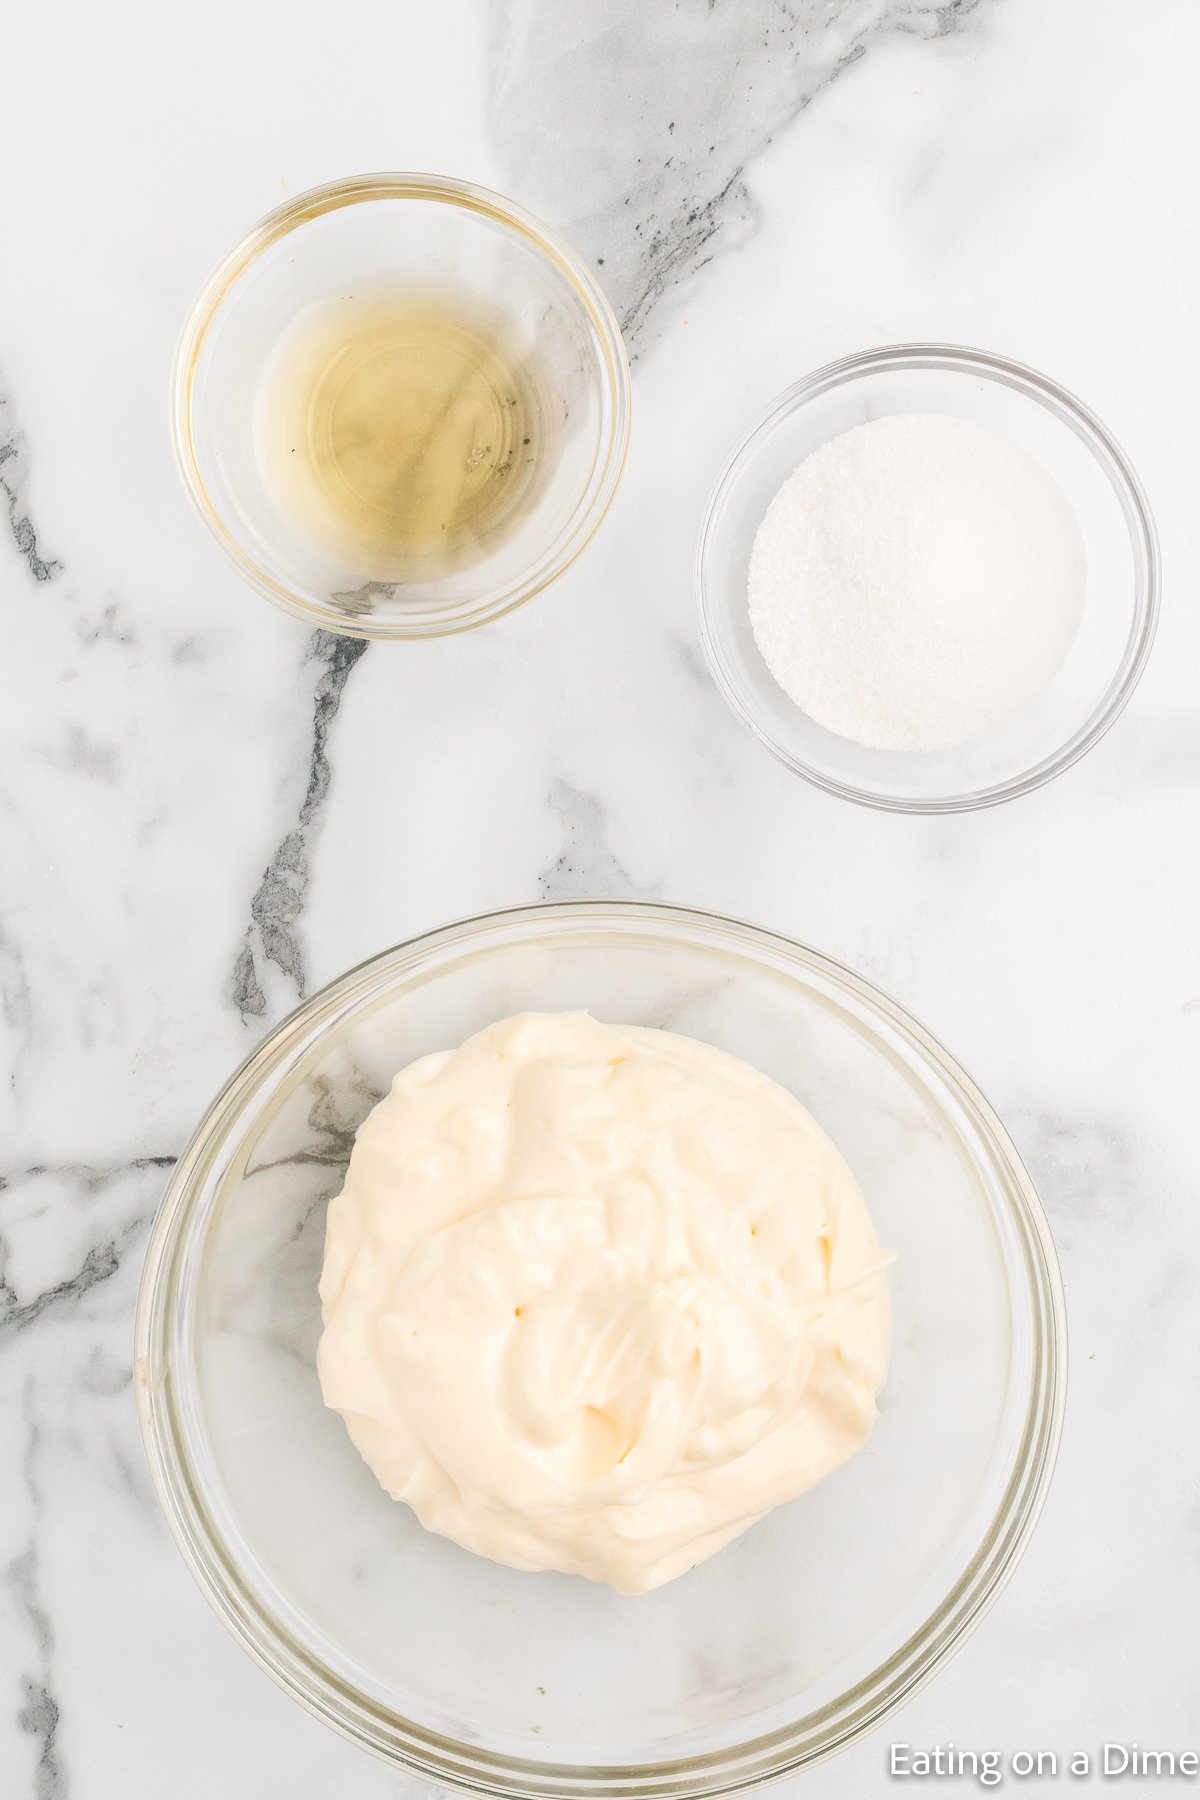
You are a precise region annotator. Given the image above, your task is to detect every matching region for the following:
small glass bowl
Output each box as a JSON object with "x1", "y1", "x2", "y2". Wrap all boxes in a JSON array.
[
  {"x1": 135, "y1": 900, "x2": 1065, "y2": 1797},
  {"x1": 697, "y1": 345, "x2": 1159, "y2": 812},
  {"x1": 171, "y1": 173, "x2": 631, "y2": 639}
]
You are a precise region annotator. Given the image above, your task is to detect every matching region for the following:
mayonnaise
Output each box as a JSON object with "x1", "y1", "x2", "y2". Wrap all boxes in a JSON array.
[{"x1": 318, "y1": 1012, "x2": 891, "y2": 1594}]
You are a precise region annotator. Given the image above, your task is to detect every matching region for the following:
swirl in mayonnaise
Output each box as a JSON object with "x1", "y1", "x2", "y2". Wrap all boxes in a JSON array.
[{"x1": 318, "y1": 1012, "x2": 891, "y2": 1594}]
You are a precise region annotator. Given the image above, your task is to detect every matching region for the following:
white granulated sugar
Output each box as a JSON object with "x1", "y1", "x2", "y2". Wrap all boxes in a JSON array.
[{"x1": 747, "y1": 414, "x2": 1086, "y2": 753}]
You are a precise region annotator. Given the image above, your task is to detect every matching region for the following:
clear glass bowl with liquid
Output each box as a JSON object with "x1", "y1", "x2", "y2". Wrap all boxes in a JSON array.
[
  {"x1": 136, "y1": 901, "x2": 1065, "y2": 1796},
  {"x1": 172, "y1": 173, "x2": 631, "y2": 638}
]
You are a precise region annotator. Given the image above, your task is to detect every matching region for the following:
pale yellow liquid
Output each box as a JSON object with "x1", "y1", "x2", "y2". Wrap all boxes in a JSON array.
[{"x1": 262, "y1": 290, "x2": 545, "y2": 579}]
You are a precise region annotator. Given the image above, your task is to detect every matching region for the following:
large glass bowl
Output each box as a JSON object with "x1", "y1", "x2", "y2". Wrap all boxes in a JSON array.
[
  {"x1": 697, "y1": 345, "x2": 1159, "y2": 811},
  {"x1": 171, "y1": 174, "x2": 631, "y2": 638},
  {"x1": 135, "y1": 902, "x2": 1065, "y2": 1795}
]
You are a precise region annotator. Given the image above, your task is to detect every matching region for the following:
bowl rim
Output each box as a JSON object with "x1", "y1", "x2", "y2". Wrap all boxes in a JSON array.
[
  {"x1": 170, "y1": 171, "x2": 632, "y2": 640},
  {"x1": 695, "y1": 342, "x2": 1161, "y2": 813},
  {"x1": 134, "y1": 897, "x2": 1067, "y2": 1796}
]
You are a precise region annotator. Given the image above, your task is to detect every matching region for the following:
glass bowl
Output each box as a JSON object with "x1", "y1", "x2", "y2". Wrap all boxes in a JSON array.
[
  {"x1": 697, "y1": 345, "x2": 1159, "y2": 811},
  {"x1": 135, "y1": 901, "x2": 1065, "y2": 1796},
  {"x1": 171, "y1": 173, "x2": 631, "y2": 638}
]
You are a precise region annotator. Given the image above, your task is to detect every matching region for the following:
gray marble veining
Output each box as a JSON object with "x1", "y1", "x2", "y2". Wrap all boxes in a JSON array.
[
  {"x1": 490, "y1": 0, "x2": 990, "y2": 349},
  {"x1": 0, "y1": 1159, "x2": 175, "y2": 1338},
  {"x1": 8, "y1": 1383, "x2": 66, "y2": 1800},
  {"x1": 0, "y1": 378, "x2": 61, "y2": 585},
  {"x1": 537, "y1": 777, "x2": 655, "y2": 899},
  {"x1": 232, "y1": 632, "x2": 369, "y2": 1022}
]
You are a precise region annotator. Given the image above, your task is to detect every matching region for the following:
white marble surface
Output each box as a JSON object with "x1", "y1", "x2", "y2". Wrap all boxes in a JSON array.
[{"x1": 1, "y1": 0, "x2": 1198, "y2": 1793}]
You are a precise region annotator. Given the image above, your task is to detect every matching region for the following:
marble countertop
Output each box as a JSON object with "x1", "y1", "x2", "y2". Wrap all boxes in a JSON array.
[{"x1": 2, "y1": 1, "x2": 1198, "y2": 1794}]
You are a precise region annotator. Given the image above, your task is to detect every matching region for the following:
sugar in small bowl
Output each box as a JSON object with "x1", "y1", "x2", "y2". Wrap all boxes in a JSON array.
[{"x1": 697, "y1": 345, "x2": 1159, "y2": 812}]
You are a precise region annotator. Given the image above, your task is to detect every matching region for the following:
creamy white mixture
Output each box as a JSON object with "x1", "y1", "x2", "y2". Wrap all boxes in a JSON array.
[{"x1": 318, "y1": 1012, "x2": 892, "y2": 1594}]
